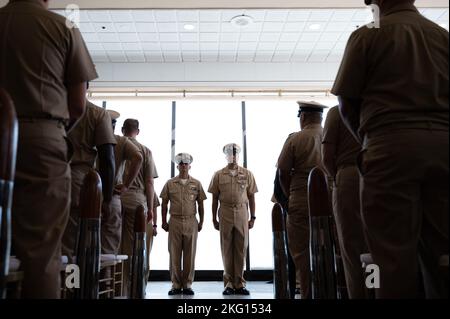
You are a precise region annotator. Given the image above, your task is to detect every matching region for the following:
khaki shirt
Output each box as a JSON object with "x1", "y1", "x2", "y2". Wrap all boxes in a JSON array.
[
  {"x1": 125, "y1": 137, "x2": 158, "y2": 192},
  {"x1": 322, "y1": 106, "x2": 360, "y2": 170},
  {"x1": 0, "y1": 0, "x2": 97, "y2": 120},
  {"x1": 160, "y1": 176, "x2": 207, "y2": 216},
  {"x1": 114, "y1": 135, "x2": 140, "y2": 185},
  {"x1": 69, "y1": 101, "x2": 116, "y2": 168},
  {"x1": 332, "y1": 2, "x2": 449, "y2": 138},
  {"x1": 277, "y1": 124, "x2": 323, "y2": 192},
  {"x1": 208, "y1": 166, "x2": 258, "y2": 205}
]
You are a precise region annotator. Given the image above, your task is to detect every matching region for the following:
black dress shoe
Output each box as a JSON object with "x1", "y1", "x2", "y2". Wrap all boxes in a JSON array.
[
  {"x1": 183, "y1": 288, "x2": 195, "y2": 295},
  {"x1": 168, "y1": 288, "x2": 183, "y2": 295},
  {"x1": 222, "y1": 287, "x2": 235, "y2": 295},
  {"x1": 235, "y1": 287, "x2": 250, "y2": 295}
]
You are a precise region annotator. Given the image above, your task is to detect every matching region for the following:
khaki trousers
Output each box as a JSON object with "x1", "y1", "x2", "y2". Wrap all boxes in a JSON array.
[
  {"x1": 62, "y1": 165, "x2": 90, "y2": 261},
  {"x1": 219, "y1": 203, "x2": 248, "y2": 289},
  {"x1": 101, "y1": 194, "x2": 122, "y2": 254},
  {"x1": 120, "y1": 191, "x2": 147, "y2": 296},
  {"x1": 360, "y1": 129, "x2": 448, "y2": 299},
  {"x1": 332, "y1": 166, "x2": 367, "y2": 299},
  {"x1": 168, "y1": 215, "x2": 198, "y2": 289},
  {"x1": 12, "y1": 120, "x2": 70, "y2": 298},
  {"x1": 287, "y1": 183, "x2": 310, "y2": 298}
]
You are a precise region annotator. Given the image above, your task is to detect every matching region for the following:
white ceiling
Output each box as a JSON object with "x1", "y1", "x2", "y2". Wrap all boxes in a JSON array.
[{"x1": 53, "y1": 8, "x2": 449, "y2": 64}]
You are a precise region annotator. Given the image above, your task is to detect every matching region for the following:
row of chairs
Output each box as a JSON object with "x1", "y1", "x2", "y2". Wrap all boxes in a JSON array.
[{"x1": 0, "y1": 88, "x2": 148, "y2": 299}]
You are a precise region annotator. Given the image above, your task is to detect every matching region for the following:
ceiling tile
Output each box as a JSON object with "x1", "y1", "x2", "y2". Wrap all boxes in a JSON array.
[
  {"x1": 102, "y1": 43, "x2": 123, "y2": 51},
  {"x1": 308, "y1": 50, "x2": 330, "y2": 62},
  {"x1": 422, "y1": 8, "x2": 447, "y2": 20},
  {"x1": 263, "y1": 22, "x2": 284, "y2": 32},
  {"x1": 115, "y1": 22, "x2": 136, "y2": 33},
  {"x1": 182, "y1": 51, "x2": 200, "y2": 62},
  {"x1": 279, "y1": 33, "x2": 300, "y2": 42},
  {"x1": 98, "y1": 33, "x2": 121, "y2": 42},
  {"x1": 135, "y1": 22, "x2": 157, "y2": 33},
  {"x1": 257, "y1": 42, "x2": 277, "y2": 51},
  {"x1": 181, "y1": 42, "x2": 199, "y2": 50},
  {"x1": 155, "y1": 10, "x2": 177, "y2": 22},
  {"x1": 157, "y1": 23, "x2": 178, "y2": 33},
  {"x1": 88, "y1": 11, "x2": 111, "y2": 22},
  {"x1": 326, "y1": 54, "x2": 343, "y2": 63},
  {"x1": 221, "y1": 33, "x2": 239, "y2": 42},
  {"x1": 132, "y1": 10, "x2": 155, "y2": 22},
  {"x1": 291, "y1": 52, "x2": 309, "y2": 62},
  {"x1": 200, "y1": 43, "x2": 219, "y2": 51},
  {"x1": 276, "y1": 42, "x2": 296, "y2": 50},
  {"x1": 107, "y1": 51, "x2": 127, "y2": 62},
  {"x1": 299, "y1": 33, "x2": 320, "y2": 42},
  {"x1": 92, "y1": 22, "x2": 116, "y2": 33},
  {"x1": 254, "y1": 52, "x2": 273, "y2": 62},
  {"x1": 243, "y1": 10, "x2": 266, "y2": 22},
  {"x1": 309, "y1": 9, "x2": 334, "y2": 21},
  {"x1": 305, "y1": 22, "x2": 325, "y2": 32},
  {"x1": 79, "y1": 22, "x2": 95, "y2": 33},
  {"x1": 220, "y1": 23, "x2": 237, "y2": 33},
  {"x1": 90, "y1": 50, "x2": 109, "y2": 62},
  {"x1": 236, "y1": 52, "x2": 254, "y2": 62},
  {"x1": 199, "y1": 10, "x2": 221, "y2": 22},
  {"x1": 201, "y1": 53, "x2": 218, "y2": 62},
  {"x1": 177, "y1": 10, "x2": 199, "y2": 21},
  {"x1": 163, "y1": 53, "x2": 182, "y2": 63},
  {"x1": 221, "y1": 10, "x2": 247, "y2": 22},
  {"x1": 239, "y1": 33, "x2": 259, "y2": 42},
  {"x1": 180, "y1": 33, "x2": 198, "y2": 42},
  {"x1": 296, "y1": 42, "x2": 316, "y2": 50},
  {"x1": 144, "y1": 51, "x2": 164, "y2": 62},
  {"x1": 200, "y1": 23, "x2": 220, "y2": 32},
  {"x1": 159, "y1": 33, "x2": 179, "y2": 42},
  {"x1": 265, "y1": 10, "x2": 289, "y2": 22},
  {"x1": 272, "y1": 51, "x2": 292, "y2": 62},
  {"x1": 82, "y1": 33, "x2": 99, "y2": 42},
  {"x1": 219, "y1": 53, "x2": 236, "y2": 62},
  {"x1": 161, "y1": 43, "x2": 180, "y2": 50},
  {"x1": 287, "y1": 10, "x2": 311, "y2": 22},
  {"x1": 320, "y1": 32, "x2": 342, "y2": 42},
  {"x1": 122, "y1": 42, "x2": 142, "y2": 51},
  {"x1": 314, "y1": 42, "x2": 336, "y2": 50},
  {"x1": 138, "y1": 33, "x2": 159, "y2": 42},
  {"x1": 259, "y1": 32, "x2": 280, "y2": 42},
  {"x1": 220, "y1": 42, "x2": 238, "y2": 51},
  {"x1": 118, "y1": 33, "x2": 139, "y2": 42},
  {"x1": 86, "y1": 43, "x2": 104, "y2": 51},
  {"x1": 353, "y1": 9, "x2": 371, "y2": 21},
  {"x1": 110, "y1": 10, "x2": 134, "y2": 22},
  {"x1": 283, "y1": 22, "x2": 306, "y2": 32},
  {"x1": 200, "y1": 33, "x2": 219, "y2": 42},
  {"x1": 141, "y1": 42, "x2": 160, "y2": 50},
  {"x1": 332, "y1": 9, "x2": 357, "y2": 21},
  {"x1": 178, "y1": 23, "x2": 198, "y2": 32},
  {"x1": 126, "y1": 51, "x2": 146, "y2": 62},
  {"x1": 243, "y1": 22, "x2": 263, "y2": 32},
  {"x1": 238, "y1": 42, "x2": 258, "y2": 50}
]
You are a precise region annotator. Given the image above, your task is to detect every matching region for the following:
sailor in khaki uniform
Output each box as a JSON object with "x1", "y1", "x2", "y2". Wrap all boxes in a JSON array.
[
  {"x1": 208, "y1": 144, "x2": 258, "y2": 296},
  {"x1": 62, "y1": 99, "x2": 116, "y2": 261},
  {"x1": 161, "y1": 153, "x2": 206, "y2": 295},
  {"x1": 277, "y1": 102, "x2": 326, "y2": 299},
  {"x1": 102, "y1": 110, "x2": 142, "y2": 255},
  {"x1": 322, "y1": 106, "x2": 367, "y2": 298},
  {"x1": 120, "y1": 118, "x2": 158, "y2": 296},
  {"x1": 332, "y1": 0, "x2": 448, "y2": 298},
  {"x1": 0, "y1": 0, "x2": 97, "y2": 298}
]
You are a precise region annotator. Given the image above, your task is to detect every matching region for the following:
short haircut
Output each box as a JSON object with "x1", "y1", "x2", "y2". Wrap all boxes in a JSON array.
[{"x1": 122, "y1": 118, "x2": 139, "y2": 133}]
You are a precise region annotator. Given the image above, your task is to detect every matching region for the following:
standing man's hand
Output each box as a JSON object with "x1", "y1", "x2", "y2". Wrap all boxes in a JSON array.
[
  {"x1": 152, "y1": 225, "x2": 158, "y2": 236},
  {"x1": 198, "y1": 221, "x2": 203, "y2": 232},
  {"x1": 248, "y1": 216, "x2": 256, "y2": 229},
  {"x1": 213, "y1": 219, "x2": 219, "y2": 231},
  {"x1": 113, "y1": 183, "x2": 128, "y2": 195},
  {"x1": 162, "y1": 221, "x2": 169, "y2": 232}
]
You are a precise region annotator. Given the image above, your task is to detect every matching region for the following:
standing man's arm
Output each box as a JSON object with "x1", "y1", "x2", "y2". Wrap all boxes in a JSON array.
[
  {"x1": 337, "y1": 97, "x2": 362, "y2": 145},
  {"x1": 145, "y1": 175, "x2": 155, "y2": 223},
  {"x1": 212, "y1": 195, "x2": 219, "y2": 231},
  {"x1": 161, "y1": 198, "x2": 169, "y2": 232},
  {"x1": 197, "y1": 200, "x2": 204, "y2": 232},
  {"x1": 66, "y1": 82, "x2": 87, "y2": 132},
  {"x1": 322, "y1": 106, "x2": 340, "y2": 179},
  {"x1": 248, "y1": 194, "x2": 256, "y2": 230},
  {"x1": 115, "y1": 144, "x2": 143, "y2": 195},
  {"x1": 278, "y1": 168, "x2": 291, "y2": 199}
]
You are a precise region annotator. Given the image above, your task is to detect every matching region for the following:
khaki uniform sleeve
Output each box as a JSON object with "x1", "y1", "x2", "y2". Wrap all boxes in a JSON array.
[
  {"x1": 65, "y1": 27, "x2": 98, "y2": 84},
  {"x1": 246, "y1": 171, "x2": 258, "y2": 196},
  {"x1": 197, "y1": 182, "x2": 207, "y2": 201},
  {"x1": 331, "y1": 30, "x2": 368, "y2": 98},
  {"x1": 95, "y1": 110, "x2": 116, "y2": 146},
  {"x1": 277, "y1": 138, "x2": 294, "y2": 171},
  {"x1": 147, "y1": 149, "x2": 158, "y2": 179},
  {"x1": 208, "y1": 172, "x2": 220, "y2": 195},
  {"x1": 322, "y1": 106, "x2": 339, "y2": 145},
  {"x1": 160, "y1": 182, "x2": 170, "y2": 201}
]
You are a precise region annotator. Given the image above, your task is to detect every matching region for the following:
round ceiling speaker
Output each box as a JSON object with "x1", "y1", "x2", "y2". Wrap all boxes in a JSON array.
[{"x1": 230, "y1": 14, "x2": 254, "y2": 28}]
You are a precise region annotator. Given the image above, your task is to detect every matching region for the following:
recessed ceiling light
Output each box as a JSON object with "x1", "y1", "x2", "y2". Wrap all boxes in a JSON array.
[
  {"x1": 230, "y1": 15, "x2": 254, "y2": 28},
  {"x1": 184, "y1": 24, "x2": 195, "y2": 31},
  {"x1": 309, "y1": 23, "x2": 321, "y2": 31}
]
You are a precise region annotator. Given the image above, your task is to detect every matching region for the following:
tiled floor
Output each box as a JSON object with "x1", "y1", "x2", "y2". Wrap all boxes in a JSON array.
[{"x1": 145, "y1": 281, "x2": 274, "y2": 299}]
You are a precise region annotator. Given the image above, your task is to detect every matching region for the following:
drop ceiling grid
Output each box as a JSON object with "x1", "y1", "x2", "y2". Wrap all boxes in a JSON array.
[{"x1": 53, "y1": 8, "x2": 449, "y2": 63}]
